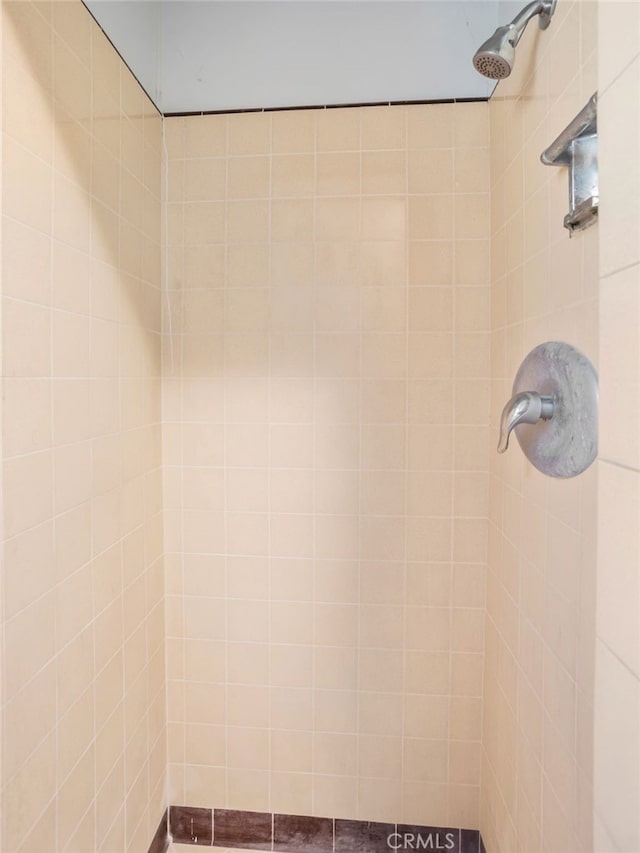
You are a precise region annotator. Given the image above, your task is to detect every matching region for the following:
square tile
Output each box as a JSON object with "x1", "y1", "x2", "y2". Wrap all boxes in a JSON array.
[
  {"x1": 214, "y1": 809, "x2": 272, "y2": 849},
  {"x1": 335, "y1": 819, "x2": 395, "y2": 852},
  {"x1": 274, "y1": 814, "x2": 334, "y2": 853},
  {"x1": 170, "y1": 806, "x2": 213, "y2": 845}
]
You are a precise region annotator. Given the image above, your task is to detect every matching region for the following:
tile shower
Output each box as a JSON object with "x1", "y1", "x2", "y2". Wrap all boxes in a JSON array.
[
  {"x1": 1, "y1": 1, "x2": 639, "y2": 853},
  {"x1": 163, "y1": 102, "x2": 490, "y2": 828}
]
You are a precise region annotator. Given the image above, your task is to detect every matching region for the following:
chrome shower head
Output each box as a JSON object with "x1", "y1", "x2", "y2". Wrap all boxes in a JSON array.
[
  {"x1": 472, "y1": 0, "x2": 557, "y2": 80},
  {"x1": 473, "y1": 25, "x2": 517, "y2": 80}
]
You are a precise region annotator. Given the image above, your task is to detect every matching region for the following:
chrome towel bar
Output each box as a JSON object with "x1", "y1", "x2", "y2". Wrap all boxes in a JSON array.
[{"x1": 541, "y1": 92, "x2": 598, "y2": 233}]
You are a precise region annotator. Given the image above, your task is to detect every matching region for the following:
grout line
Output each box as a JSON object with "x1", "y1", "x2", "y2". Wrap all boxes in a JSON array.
[
  {"x1": 354, "y1": 107, "x2": 363, "y2": 823},
  {"x1": 266, "y1": 112, "x2": 273, "y2": 818},
  {"x1": 310, "y1": 109, "x2": 318, "y2": 823},
  {"x1": 597, "y1": 637, "x2": 640, "y2": 683},
  {"x1": 175, "y1": 114, "x2": 187, "y2": 810},
  {"x1": 47, "y1": 8, "x2": 59, "y2": 851},
  {"x1": 222, "y1": 112, "x2": 231, "y2": 812},
  {"x1": 400, "y1": 104, "x2": 410, "y2": 822},
  {"x1": 598, "y1": 457, "x2": 640, "y2": 476},
  {"x1": 598, "y1": 48, "x2": 640, "y2": 99},
  {"x1": 446, "y1": 103, "x2": 457, "y2": 823},
  {"x1": 160, "y1": 113, "x2": 173, "y2": 841}
]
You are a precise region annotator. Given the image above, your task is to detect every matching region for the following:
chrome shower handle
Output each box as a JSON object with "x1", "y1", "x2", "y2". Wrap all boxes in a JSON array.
[{"x1": 497, "y1": 391, "x2": 555, "y2": 454}]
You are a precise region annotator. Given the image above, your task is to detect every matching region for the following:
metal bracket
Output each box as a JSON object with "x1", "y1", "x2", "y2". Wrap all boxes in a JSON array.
[{"x1": 541, "y1": 93, "x2": 598, "y2": 234}]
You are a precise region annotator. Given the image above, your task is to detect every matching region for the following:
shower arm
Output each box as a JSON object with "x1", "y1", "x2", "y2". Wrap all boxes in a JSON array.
[{"x1": 508, "y1": 0, "x2": 556, "y2": 44}]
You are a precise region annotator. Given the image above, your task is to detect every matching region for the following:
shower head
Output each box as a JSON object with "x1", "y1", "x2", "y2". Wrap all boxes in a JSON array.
[
  {"x1": 473, "y1": 25, "x2": 517, "y2": 80},
  {"x1": 473, "y1": 0, "x2": 557, "y2": 80}
]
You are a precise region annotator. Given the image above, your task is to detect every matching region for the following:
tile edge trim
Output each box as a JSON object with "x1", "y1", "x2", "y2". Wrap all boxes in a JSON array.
[{"x1": 163, "y1": 97, "x2": 488, "y2": 118}]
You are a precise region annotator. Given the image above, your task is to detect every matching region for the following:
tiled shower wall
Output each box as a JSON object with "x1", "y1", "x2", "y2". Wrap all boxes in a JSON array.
[
  {"x1": 1, "y1": 2, "x2": 166, "y2": 850},
  {"x1": 482, "y1": 2, "x2": 598, "y2": 852},
  {"x1": 595, "y1": 2, "x2": 640, "y2": 851},
  {"x1": 163, "y1": 103, "x2": 490, "y2": 827}
]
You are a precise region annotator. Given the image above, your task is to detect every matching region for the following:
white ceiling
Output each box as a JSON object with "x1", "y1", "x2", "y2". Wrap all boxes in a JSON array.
[{"x1": 85, "y1": 1, "x2": 501, "y2": 114}]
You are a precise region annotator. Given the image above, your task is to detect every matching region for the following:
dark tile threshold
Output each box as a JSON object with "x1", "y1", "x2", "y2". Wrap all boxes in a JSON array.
[
  {"x1": 215, "y1": 809, "x2": 272, "y2": 849},
  {"x1": 335, "y1": 818, "x2": 395, "y2": 852},
  {"x1": 170, "y1": 805, "x2": 213, "y2": 845},
  {"x1": 148, "y1": 809, "x2": 169, "y2": 853},
  {"x1": 462, "y1": 827, "x2": 482, "y2": 853},
  {"x1": 274, "y1": 814, "x2": 334, "y2": 852},
  {"x1": 151, "y1": 806, "x2": 487, "y2": 852}
]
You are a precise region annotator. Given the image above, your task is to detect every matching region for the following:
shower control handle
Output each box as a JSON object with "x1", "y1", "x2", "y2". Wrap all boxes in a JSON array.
[{"x1": 497, "y1": 391, "x2": 555, "y2": 454}]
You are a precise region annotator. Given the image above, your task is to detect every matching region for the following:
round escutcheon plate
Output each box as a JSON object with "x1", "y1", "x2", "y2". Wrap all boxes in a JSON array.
[{"x1": 512, "y1": 341, "x2": 598, "y2": 478}]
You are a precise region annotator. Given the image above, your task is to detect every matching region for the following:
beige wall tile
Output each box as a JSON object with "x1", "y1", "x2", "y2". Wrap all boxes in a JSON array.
[
  {"x1": 1, "y1": 2, "x2": 165, "y2": 851},
  {"x1": 272, "y1": 154, "x2": 315, "y2": 198},
  {"x1": 227, "y1": 769, "x2": 269, "y2": 812},
  {"x1": 594, "y1": 641, "x2": 640, "y2": 852},
  {"x1": 4, "y1": 733, "x2": 57, "y2": 853},
  {"x1": 3, "y1": 34, "x2": 497, "y2": 837},
  {"x1": 316, "y1": 108, "x2": 360, "y2": 153},
  {"x1": 3, "y1": 136, "x2": 52, "y2": 234},
  {"x1": 483, "y1": 6, "x2": 600, "y2": 852},
  {"x1": 361, "y1": 106, "x2": 406, "y2": 150},
  {"x1": 595, "y1": 10, "x2": 640, "y2": 851}
]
